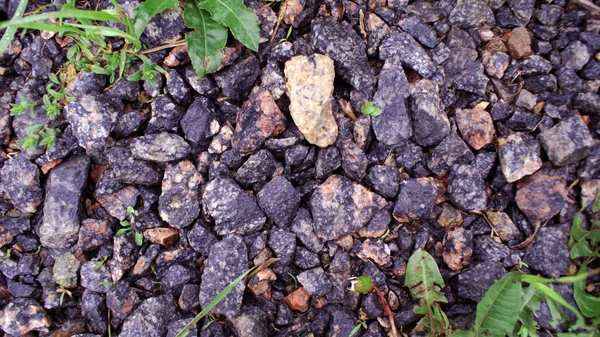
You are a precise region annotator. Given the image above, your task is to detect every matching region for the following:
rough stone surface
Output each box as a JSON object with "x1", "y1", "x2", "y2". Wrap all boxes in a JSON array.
[
  {"x1": 507, "y1": 27, "x2": 532, "y2": 59},
  {"x1": 203, "y1": 178, "x2": 266, "y2": 235},
  {"x1": 538, "y1": 115, "x2": 594, "y2": 166},
  {"x1": 515, "y1": 166, "x2": 568, "y2": 222},
  {"x1": 130, "y1": 132, "x2": 191, "y2": 162},
  {"x1": 199, "y1": 235, "x2": 248, "y2": 316},
  {"x1": 159, "y1": 160, "x2": 203, "y2": 229},
  {"x1": 455, "y1": 107, "x2": 495, "y2": 150},
  {"x1": 64, "y1": 95, "x2": 117, "y2": 152},
  {"x1": 457, "y1": 261, "x2": 506, "y2": 302},
  {"x1": 119, "y1": 295, "x2": 178, "y2": 337},
  {"x1": 393, "y1": 178, "x2": 438, "y2": 222},
  {"x1": 257, "y1": 176, "x2": 301, "y2": 227},
  {"x1": 53, "y1": 252, "x2": 80, "y2": 288},
  {"x1": 284, "y1": 54, "x2": 338, "y2": 147},
  {"x1": 498, "y1": 133, "x2": 543, "y2": 183},
  {"x1": 310, "y1": 175, "x2": 388, "y2": 240},
  {"x1": 0, "y1": 298, "x2": 51, "y2": 336},
  {"x1": 39, "y1": 155, "x2": 90, "y2": 249},
  {"x1": 409, "y1": 80, "x2": 450, "y2": 147},
  {"x1": 523, "y1": 224, "x2": 570, "y2": 278},
  {"x1": 448, "y1": 164, "x2": 487, "y2": 212},
  {"x1": 297, "y1": 267, "x2": 332, "y2": 296},
  {"x1": 0, "y1": 154, "x2": 44, "y2": 213},
  {"x1": 380, "y1": 29, "x2": 436, "y2": 78}
]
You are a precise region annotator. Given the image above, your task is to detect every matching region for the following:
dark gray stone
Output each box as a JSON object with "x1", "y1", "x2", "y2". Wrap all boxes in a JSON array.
[
  {"x1": 166, "y1": 68, "x2": 191, "y2": 105},
  {"x1": 80, "y1": 261, "x2": 112, "y2": 293},
  {"x1": 427, "y1": 133, "x2": 474, "y2": 176},
  {"x1": 297, "y1": 267, "x2": 331, "y2": 296},
  {"x1": 315, "y1": 146, "x2": 341, "y2": 180},
  {"x1": 291, "y1": 208, "x2": 324, "y2": 253},
  {"x1": 64, "y1": 95, "x2": 117, "y2": 152},
  {"x1": 365, "y1": 165, "x2": 400, "y2": 199},
  {"x1": 119, "y1": 295, "x2": 178, "y2": 337},
  {"x1": 81, "y1": 290, "x2": 107, "y2": 334},
  {"x1": 338, "y1": 140, "x2": 368, "y2": 181},
  {"x1": 448, "y1": 164, "x2": 487, "y2": 211},
  {"x1": 147, "y1": 95, "x2": 185, "y2": 133},
  {"x1": 268, "y1": 227, "x2": 296, "y2": 266},
  {"x1": 159, "y1": 160, "x2": 202, "y2": 228},
  {"x1": 539, "y1": 115, "x2": 594, "y2": 166},
  {"x1": 235, "y1": 149, "x2": 277, "y2": 187},
  {"x1": 180, "y1": 97, "x2": 217, "y2": 144},
  {"x1": 0, "y1": 154, "x2": 43, "y2": 213},
  {"x1": 380, "y1": 29, "x2": 436, "y2": 78},
  {"x1": 39, "y1": 155, "x2": 90, "y2": 249},
  {"x1": 214, "y1": 54, "x2": 260, "y2": 101},
  {"x1": 66, "y1": 71, "x2": 106, "y2": 97},
  {"x1": 257, "y1": 176, "x2": 301, "y2": 227},
  {"x1": 400, "y1": 15, "x2": 438, "y2": 48},
  {"x1": 448, "y1": 0, "x2": 495, "y2": 28},
  {"x1": 457, "y1": 261, "x2": 506, "y2": 301},
  {"x1": 187, "y1": 220, "x2": 218, "y2": 256},
  {"x1": 393, "y1": 178, "x2": 438, "y2": 222},
  {"x1": 409, "y1": 79, "x2": 450, "y2": 147},
  {"x1": 107, "y1": 145, "x2": 162, "y2": 185},
  {"x1": 200, "y1": 235, "x2": 248, "y2": 316},
  {"x1": 160, "y1": 264, "x2": 197, "y2": 296},
  {"x1": 203, "y1": 178, "x2": 266, "y2": 235},
  {"x1": 561, "y1": 41, "x2": 590, "y2": 71},
  {"x1": 523, "y1": 224, "x2": 570, "y2": 278}
]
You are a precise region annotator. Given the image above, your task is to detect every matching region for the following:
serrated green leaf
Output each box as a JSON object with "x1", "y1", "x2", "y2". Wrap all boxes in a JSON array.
[
  {"x1": 133, "y1": 0, "x2": 178, "y2": 38},
  {"x1": 405, "y1": 249, "x2": 448, "y2": 336},
  {"x1": 198, "y1": 0, "x2": 260, "y2": 51},
  {"x1": 573, "y1": 263, "x2": 600, "y2": 318},
  {"x1": 470, "y1": 271, "x2": 522, "y2": 337},
  {"x1": 183, "y1": 3, "x2": 227, "y2": 78},
  {"x1": 0, "y1": 0, "x2": 28, "y2": 53}
]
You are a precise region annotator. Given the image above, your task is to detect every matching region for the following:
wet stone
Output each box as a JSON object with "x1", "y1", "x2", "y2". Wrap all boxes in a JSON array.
[
  {"x1": 498, "y1": 132, "x2": 542, "y2": 183},
  {"x1": 39, "y1": 155, "x2": 90, "y2": 249},
  {"x1": 380, "y1": 29, "x2": 436, "y2": 78},
  {"x1": 147, "y1": 95, "x2": 185, "y2": 133},
  {"x1": 515, "y1": 166, "x2": 568, "y2": 222},
  {"x1": 409, "y1": 79, "x2": 450, "y2": 147},
  {"x1": 291, "y1": 208, "x2": 325, "y2": 253},
  {"x1": 443, "y1": 226, "x2": 473, "y2": 271},
  {"x1": 474, "y1": 236, "x2": 510, "y2": 262},
  {"x1": 338, "y1": 140, "x2": 368, "y2": 181},
  {"x1": 107, "y1": 145, "x2": 162, "y2": 185},
  {"x1": 119, "y1": 295, "x2": 178, "y2": 337},
  {"x1": 427, "y1": 133, "x2": 474, "y2": 176},
  {"x1": 166, "y1": 68, "x2": 191, "y2": 105},
  {"x1": 234, "y1": 150, "x2": 274, "y2": 186},
  {"x1": 507, "y1": 27, "x2": 531, "y2": 59},
  {"x1": 232, "y1": 87, "x2": 287, "y2": 154},
  {"x1": 106, "y1": 281, "x2": 140, "y2": 322},
  {"x1": 64, "y1": 95, "x2": 117, "y2": 152},
  {"x1": 561, "y1": 41, "x2": 590, "y2": 71},
  {"x1": 448, "y1": 164, "x2": 487, "y2": 212},
  {"x1": 310, "y1": 175, "x2": 388, "y2": 240},
  {"x1": 200, "y1": 235, "x2": 248, "y2": 316},
  {"x1": 297, "y1": 267, "x2": 331, "y2": 296},
  {"x1": 284, "y1": 54, "x2": 338, "y2": 148},
  {"x1": 159, "y1": 160, "x2": 203, "y2": 229},
  {"x1": 365, "y1": 165, "x2": 400, "y2": 199},
  {"x1": 258, "y1": 176, "x2": 301, "y2": 227},
  {"x1": 144, "y1": 227, "x2": 179, "y2": 248},
  {"x1": 539, "y1": 115, "x2": 594, "y2": 166},
  {"x1": 268, "y1": 227, "x2": 296, "y2": 266},
  {"x1": 80, "y1": 261, "x2": 112, "y2": 293},
  {"x1": 523, "y1": 223, "x2": 570, "y2": 278},
  {"x1": 394, "y1": 177, "x2": 438, "y2": 222},
  {"x1": 53, "y1": 252, "x2": 80, "y2": 288},
  {"x1": 400, "y1": 15, "x2": 438, "y2": 48},
  {"x1": 66, "y1": 71, "x2": 106, "y2": 97},
  {"x1": 81, "y1": 290, "x2": 108, "y2": 334},
  {"x1": 457, "y1": 260, "x2": 506, "y2": 301},
  {"x1": 311, "y1": 18, "x2": 374, "y2": 92},
  {"x1": 448, "y1": 0, "x2": 495, "y2": 28},
  {"x1": 161, "y1": 264, "x2": 197, "y2": 296},
  {"x1": 203, "y1": 178, "x2": 266, "y2": 235},
  {"x1": 0, "y1": 298, "x2": 51, "y2": 336},
  {"x1": 131, "y1": 132, "x2": 191, "y2": 162},
  {"x1": 0, "y1": 154, "x2": 43, "y2": 213},
  {"x1": 214, "y1": 54, "x2": 260, "y2": 101},
  {"x1": 486, "y1": 211, "x2": 521, "y2": 242},
  {"x1": 372, "y1": 59, "x2": 412, "y2": 146},
  {"x1": 180, "y1": 96, "x2": 217, "y2": 145}
]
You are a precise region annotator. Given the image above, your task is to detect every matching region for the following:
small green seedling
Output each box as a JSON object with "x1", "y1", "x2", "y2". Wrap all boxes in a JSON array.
[
  {"x1": 9, "y1": 95, "x2": 36, "y2": 117},
  {"x1": 349, "y1": 275, "x2": 398, "y2": 337},
  {"x1": 279, "y1": 25, "x2": 292, "y2": 43},
  {"x1": 361, "y1": 102, "x2": 382, "y2": 117},
  {"x1": 95, "y1": 256, "x2": 109, "y2": 269},
  {"x1": 116, "y1": 206, "x2": 143, "y2": 246},
  {"x1": 99, "y1": 281, "x2": 115, "y2": 286},
  {"x1": 57, "y1": 285, "x2": 72, "y2": 305}
]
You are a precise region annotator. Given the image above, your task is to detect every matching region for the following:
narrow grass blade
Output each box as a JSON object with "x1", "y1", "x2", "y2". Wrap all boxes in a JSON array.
[
  {"x1": 0, "y1": 9, "x2": 121, "y2": 30},
  {"x1": 0, "y1": 0, "x2": 28, "y2": 53}
]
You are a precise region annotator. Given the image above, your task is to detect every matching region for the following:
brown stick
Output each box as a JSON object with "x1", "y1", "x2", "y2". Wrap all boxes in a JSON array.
[{"x1": 372, "y1": 285, "x2": 398, "y2": 337}]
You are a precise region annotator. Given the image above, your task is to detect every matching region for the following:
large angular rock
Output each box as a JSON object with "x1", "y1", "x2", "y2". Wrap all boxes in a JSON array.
[
  {"x1": 309, "y1": 175, "x2": 388, "y2": 240},
  {"x1": 214, "y1": 54, "x2": 260, "y2": 101},
  {"x1": 203, "y1": 178, "x2": 266, "y2": 235},
  {"x1": 457, "y1": 261, "x2": 506, "y2": 302},
  {"x1": 380, "y1": 29, "x2": 436, "y2": 78},
  {"x1": 180, "y1": 96, "x2": 217, "y2": 145},
  {"x1": 119, "y1": 295, "x2": 178, "y2": 337},
  {"x1": 231, "y1": 87, "x2": 287, "y2": 154},
  {"x1": 147, "y1": 95, "x2": 185, "y2": 133},
  {"x1": 107, "y1": 145, "x2": 162, "y2": 185},
  {"x1": 455, "y1": 107, "x2": 495, "y2": 150},
  {"x1": 498, "y1": 133, "x2": 542, "y2": 183},
  {"x1": 159, "y1": 160, "x2": 203, "y2": 229},
  {"x1": 284, "y1": 54, "x2": 338, "y2": 148},
  {"x1": 0, "y1": 154, "x2": 43, "y2": 213},
  {"x1": 257, "y1": 176, "x2": 301, "y2": 227},
  {"x1": 448, "y1": 0, "x2": 495, "y2": 28},
  {"x1": 523, "y1": 224, "x2": 570, "y2": 278},
  {"x1": 199, "y1": 235, "x2": 248, "y2": 316},
  {"x1": 64, "y1": 95, "x2": 117, "y2": 152},
  {"x1": 538, "y1": 115, "x2": 594, "y2": 166},
  {"x1": 0, "y1": 298, "x2": 51, "y2": 336},
  {"x1": 372, "y1": 59, "x2": 412, "y2": 146},
  {"x1": 39, "y1": 155, "x2": 90, "y2": 249},
  {"x1": 130, "y1": 132, "x2": 191, "y2": 162},
  {"x1": 311, "y1": 18, "x2": 374, "y2": 92},
  {"x1": 409, "y1": 79, "x2": 450, "y2": 147},
  {"x1": 393, "y1": 177, "x2": 438, "y2": 222},
  {"x1": 515, "y1": 166, "x2": 568, "y2": 222},
  {"x1": 448, "y1": 164, "x2": 487, "y2": 212}
]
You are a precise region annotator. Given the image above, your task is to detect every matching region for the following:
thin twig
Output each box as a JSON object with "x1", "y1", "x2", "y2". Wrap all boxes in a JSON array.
[
  {"x1": 269, "y1": 0, "x2": 287, "y2": 43},
  {"x1": 140, "y1": 40, "x2": 186, "y2": 54},
  {"x1": 572, "y1": 0, "x2": 600, "y2": 15},
  {"x1": 372, "y1": 285, "x2": 398, "y2": 337}
]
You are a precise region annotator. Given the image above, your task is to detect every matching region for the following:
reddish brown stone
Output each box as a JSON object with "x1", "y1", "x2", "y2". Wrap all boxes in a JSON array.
[
  {"x1": 95, "y1": 185, "x2": 139, "y2": 221},
  {"x1": 437, "y1": 203, "x2": 463, "y2": 228},
  {"x1": 231, "y1": 87, "x2": 287, "y2": 154},
  {"x1": 77, "y1": 219, "x2": 113, "y2": 252},
  {"x1": 515, "y1": 166, "x2": 570, "y2": 222},
  {"x1": 247, "y1": 268, "x2": 277, "y2": 299},
  {"x1": 143, "y1": 228, "x2": 180, "y2": 248},
  {"x1": 507, "y1": 27, "x2": 531, "y2": 59},
  {"x1": 356, "y1": 239, "x2": 392, "y2": 266},
  {"x1": 456, "y1": 107, "x2": 495, "y2": 150},
  {"x1": 443, "y1": 227, "x2": 473, "y2": 271},
  {"x1": 284, "y1": 287, "x2": 310, "y2": 312},
  {"x1": 283, "y1": 0, "x2": 305, "y2": 25},
  {"x1": 0, "y1": 225, "x2": 12, "y2": 248},
  {"x1": 163, "y1": 44, "x2": 190, "y2": 67},
  {"x1": 40, "y1": 159, "x2": 63, "y2": 175},
  {"x1": 485, "y1": 36, "x2": 508, "y2": 53}
]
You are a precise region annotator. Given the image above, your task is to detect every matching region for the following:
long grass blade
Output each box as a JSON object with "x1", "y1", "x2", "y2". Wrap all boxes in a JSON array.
[
  {"x1": 0, "y1": 9, "x2": 121, "y2": 30},
  {"x1": 0, "y1": 0, "x2": 28, "y2": 53}
]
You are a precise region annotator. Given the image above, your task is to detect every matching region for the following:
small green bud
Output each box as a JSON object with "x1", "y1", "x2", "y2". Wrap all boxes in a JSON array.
[{"x1": 349, "y1": 276, "x2": 373, "y2": 294}]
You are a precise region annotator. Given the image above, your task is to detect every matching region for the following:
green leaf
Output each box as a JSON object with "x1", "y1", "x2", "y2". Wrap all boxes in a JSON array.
[
  {"x1": 134, "y1": 231, "x2": 143, "y2": 246},
  {"x1": 0, "y1": 9, "x2": 121, "y2": 30},
  {"x1": 593, "y1": 188, "x2": 600, "y2": 213},
  {"x1": 176, "y1": 265, "x2": 257, "y2": 337},
  {"x1": 198, "y1": 0, "x2": 260, "y2": 51},
  {"x1": 361, "y1": 102, "x2": 382, "y2": 117},
  {"x1": 115, "y1": 227, "x2": 132, "y2": 236},
  {"x1": 133, "y1": 0, "x2": 179, "y2": 38},
  {"x1": 99, "y1": 281, "x2": 114, "y2": 286},
  {"x1": 183, "y1": 3, "x2": 227, "y2": 78},
  {"x1": 0, "y1": 0, "x2": 28, "y2": 53},
  {"x1": 570, "y1": 240, "x2": 599, "y2": 259},
  {"x1": 126, "y1": 206, "x2": 136, "y2": 217},
  {"x1": 573, "y1": 263, "x2": 600, "y2": 318},
  {"x1": 530, "y1": 282, "x2": 586, "y2": 326},
  {"x1": 470, "y1": 271, "x2": 522, "y2": 337},
  {"x1": 405, "y1": 249, "x2": 448, "y2": 335}
]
